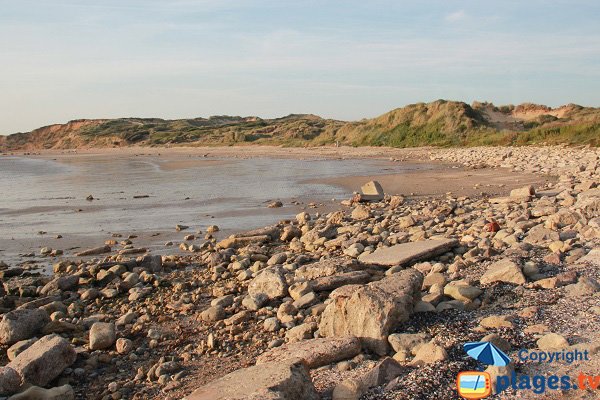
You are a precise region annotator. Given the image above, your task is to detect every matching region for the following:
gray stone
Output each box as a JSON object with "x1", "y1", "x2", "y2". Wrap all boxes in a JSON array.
[
  {"x1": 319, "y1": 269, "x2": 423, "y2": 355},
  {"x1": 0, "y1": 309, "x2": 49, "y2": 345},
  {"x1": 358, "y1": 239, "x2": 458, "y2": 267}
]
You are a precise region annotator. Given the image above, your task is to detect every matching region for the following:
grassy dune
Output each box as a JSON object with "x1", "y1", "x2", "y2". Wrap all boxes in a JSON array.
[{"x1": 1, "y1": 100, "x2": 598, "y2": 151}]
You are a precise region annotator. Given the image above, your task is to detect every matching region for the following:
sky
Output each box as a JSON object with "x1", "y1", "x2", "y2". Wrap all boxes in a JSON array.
[{"x1": 0, "y1": 0, "x2": 599, "y2": 134}]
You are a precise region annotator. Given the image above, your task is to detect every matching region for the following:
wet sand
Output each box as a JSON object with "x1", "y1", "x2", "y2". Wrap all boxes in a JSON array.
[{"x1": 0, "y1": 146, "x2": 551, "y2": 272}]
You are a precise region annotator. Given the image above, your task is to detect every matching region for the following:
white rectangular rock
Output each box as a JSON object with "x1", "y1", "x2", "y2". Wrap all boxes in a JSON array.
[{"x1": 358, "y1": 239, "x2": 458, "y2": 267}]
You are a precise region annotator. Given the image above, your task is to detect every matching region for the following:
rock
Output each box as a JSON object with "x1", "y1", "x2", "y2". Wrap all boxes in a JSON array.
[
  {"x1": 7, "y1": 338, "x2": 37, "y2": 361},
  {"x1": 292, "y1": 292, "x2": 318, "y2": 309},
  {"x1": 267, "y1": 200, "x2": 283, "y2": 208},
  {"x1": 351, "y1": 205, "x2": 370, "y2": 221},
  {"x1": 479, "y1": 315, "x2": 514, "y2": 329},
  {"x1": 575, "y1": 188, "x2": 600, "y2": 218},
  {"x1": 296, "y1": 212, "x2": 311, "y2": 224},
  {"x1": 248, "y1": 268, "x2": 288, "y2": 300},
  {"x1": 480, "y1": 258, "x2": 526, "y2": 285},
  {"x1": 289, "y1": 282, "x2": 313, "y2": 301},
  {"x1": 200, "y1": 306, "x2": 226, "y2": 322},
  {"x1": 183, "y1": 359, "x2": 319, "y2": 400},
  {"x1": 8, "y1": 334, "x2": 76, "y2": 386},
  {"x1": 0, "y1": 367, "x2": 21, "y2": 396},
  {"x1": 89, "y1": 322, "x2": 116, "y2": 350},
  {"x1": 0, "y1": 309, "x2": 49, "y2": 345},
  {"x1": 318, "y1": 268, "x2": 423, "y2": 355},
  {"x1": 242, "y1": 294, "x2": 268, "y2": 311},
  {"x1": 217, "y1": 235, "x2": 270, "y2": 249},
  {"x1": 389, "y1": 195, "x2": 404, "y2": 209},
  {"x1": 360, "y1": 181, "x2": 384, "y2": 201},
  {"x1": 263, "y1": 317, "x2": 280, "y2": 332},
  {"x1": 74, "y1": 245, "x2": 111, "y2": 257},
  {"x1": 525, "y1": 224, "x2": 560, "y2": 245},
  {"x1": 140, "y1": 254, "x2": 162, "y2": 273},
  {"x1": 537, "y1": 333, "x2": 569, "y2": 351},
  {"x1": 443, "y1": 283, "x2": 482, "y2": 302},
  {"x1": 343, "y1": 243, "x2": 364, "y2": 258},
  {"x1": 256, "y1": 337, "x2": 361, "y2": 369},
  {"x1": 358, "y1": 239, "x2": 458, "y2": 267},
  {"x1": 7, "y1": 385, "x2": 74, "y2": 400},
  {"x1": 40, "y1": 275, "x2": 79, "y2": 295},
  {"x1": 388, "y1": 332, "x2": 430, "y2": 355},
  {"x1": 285, "y1": 323, "x2": 316, "y2": 343},
  {"x1": 564, "y1": 277, "x2": 600, "y2": 297},
  {"x1": 333, "y1": 357, "x2": 402, "y2": 400},
  {"x1": 577, "y1": 248, "x2": 600, "y2": 265},
  {"x1": 510, "y1": 185, "x2": 534, "y2": 198},
  {"x1": 410, "y1": 341, "x2": 448, "y2": 366},
  {"x1": 116, "y1": 338, "x2": 134, "y2": 354},
  {"x1": 310, "y1": 271, "x2": 371, "y2": 292}
]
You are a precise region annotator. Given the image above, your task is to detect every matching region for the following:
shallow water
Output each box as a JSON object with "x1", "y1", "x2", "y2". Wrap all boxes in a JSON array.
[{"x1": 0, "y1": 153, "x2": 433, "y2": 265}]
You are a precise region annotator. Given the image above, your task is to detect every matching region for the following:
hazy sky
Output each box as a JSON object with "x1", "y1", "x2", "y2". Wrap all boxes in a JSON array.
[{"x1": 1, "y1": 0, "x2": 599, "y2": 134}]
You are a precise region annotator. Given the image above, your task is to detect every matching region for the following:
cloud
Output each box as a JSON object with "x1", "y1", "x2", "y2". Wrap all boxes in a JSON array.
[{"x1": 445, "y1": 10, "x2": 466, "y2": 22}]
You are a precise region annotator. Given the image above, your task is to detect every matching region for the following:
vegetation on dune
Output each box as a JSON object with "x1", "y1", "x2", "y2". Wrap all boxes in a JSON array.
[{"x1": 1, "y1": 100, "x2": 599, "y2": 151}]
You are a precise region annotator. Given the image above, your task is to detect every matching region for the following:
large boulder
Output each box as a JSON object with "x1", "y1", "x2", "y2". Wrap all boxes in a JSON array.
[
  {"x1": 248, "y1": 268, "x2": 288, "y2": 300},
  {"x1": 0, "y1": 309, "x2": 49, "y2": 345},
  {"x1": 358, "y1": 239, "x2": 458, "y2": 267},
  {"x1": 318, "y1": 269, "x2": 423, "y2": 355},
  {"x1": 8, "y1": 334, "x2": 76, "y2": 386},
  {"x1": 256, "y1": 337, "x2": 361, "y2": 369},
  {"x1": 184, "y1": 359, "x2": 319, "y2": 400}
]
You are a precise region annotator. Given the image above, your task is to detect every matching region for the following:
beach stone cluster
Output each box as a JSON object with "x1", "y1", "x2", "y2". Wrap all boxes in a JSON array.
[{"x1": 0, "y1": 145, "x2": 599, "y2": 399}]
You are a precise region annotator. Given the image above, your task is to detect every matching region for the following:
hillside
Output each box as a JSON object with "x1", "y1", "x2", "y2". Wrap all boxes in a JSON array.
[{"x1": 1, "y1": 100, "x2": 599, "y2": 151}]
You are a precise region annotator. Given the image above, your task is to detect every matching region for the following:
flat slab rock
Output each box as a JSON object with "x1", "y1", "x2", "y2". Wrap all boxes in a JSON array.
[
  {"x1": 358, "y1": 239, "x2": 458, "y2": 267},
  {"x1": 256, "y1": 337, "x2": 361, "y2": 369},
  {"x1": 184, "y1": 359, "x2": 318, "y2": 400}
]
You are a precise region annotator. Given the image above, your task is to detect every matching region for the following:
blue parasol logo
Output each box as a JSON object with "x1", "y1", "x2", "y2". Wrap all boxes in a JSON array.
[{"x1": 464, "y1": 341, "x2": 511, "y2": 367}]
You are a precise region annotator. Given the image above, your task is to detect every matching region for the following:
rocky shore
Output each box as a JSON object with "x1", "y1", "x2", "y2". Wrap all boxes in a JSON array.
[{"x1": 1, "y1": 145, "x2": 599, "y2": 400}]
